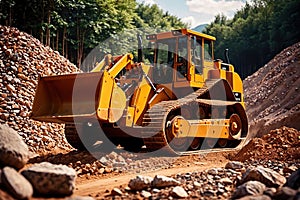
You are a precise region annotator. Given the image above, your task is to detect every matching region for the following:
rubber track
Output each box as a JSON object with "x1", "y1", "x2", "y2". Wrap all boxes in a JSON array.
[
  {"x1": 142, "y1": 79, "x2": 247, "y2": 156},
  {"x1": 64, "y1": 123, "x2": 85, "y2": 150}
]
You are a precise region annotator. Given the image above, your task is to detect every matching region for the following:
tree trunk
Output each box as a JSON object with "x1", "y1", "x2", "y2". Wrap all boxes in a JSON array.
[
  {"x1": 77, "y1": 17, "x2": 81, "y2": 68},
  {"x1": 62, "y1": 25, "x2": 66, "y2": 56},
  {"x1": 52, "y1": 35, "x2": 55, "y2": 49},
  {"x1": 46, "y1": 0, "x2": 54, "y2": 46},
  {"x1": 40, "y1": 0, "x2": 44, "y2": 44},
  {"x1": 79, "y1": 32, "x2": 85, "y2": 69},
  {"x1": 8, "y1": 4, "x2": 12, "y2": 26},
  {"x1": 56, "y1": 29, "x2": 59, "y2": 51},
  {"x1": 46, "y1": 9, "x2": 51, "y2": 46},
  {"x1": 65, "y1": 34, "x2": 68, "y2": 59}
]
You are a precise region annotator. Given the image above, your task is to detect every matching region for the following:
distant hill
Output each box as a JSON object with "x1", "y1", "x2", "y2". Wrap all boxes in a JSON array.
[{"x1": 192, "y1": 24, "x2": 208, "y2": 33}]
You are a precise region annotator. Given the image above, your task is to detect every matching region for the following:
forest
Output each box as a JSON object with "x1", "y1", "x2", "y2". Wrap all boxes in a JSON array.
[
  {"x1": 0, "y1": 0, "x2": 185, "y2": 70},
  {"x1": 204, "y1": 0, "x2": 300, "y2": 79},
  {"x1": 0, "y1": 0, "x2": 299, "y2": 77}
]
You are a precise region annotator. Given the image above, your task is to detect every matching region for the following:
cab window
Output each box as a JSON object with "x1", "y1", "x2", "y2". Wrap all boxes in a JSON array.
[
  {"x1": 191, "y1": 37, "x2": 203, "y2": 74},
  {"x1": 204, "y1": 39, "x2": 213, "y2": 61},
  {"x1": 177, "y1": 36, "x2": 188, "y2": 78},
  {"x1": 154, "y1": 38, "x2": 175, "y2": 83}
]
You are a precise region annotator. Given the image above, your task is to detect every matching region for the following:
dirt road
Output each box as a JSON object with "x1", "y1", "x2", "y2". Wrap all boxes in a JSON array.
[{"x1": 74, "y1": 151, "x2": 230, "y2": 198}]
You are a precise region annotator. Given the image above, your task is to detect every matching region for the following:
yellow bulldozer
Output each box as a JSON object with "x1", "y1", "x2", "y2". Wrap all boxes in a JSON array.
[{"x1": 31, "y1": 29, "x2": 248, "y2": 155}]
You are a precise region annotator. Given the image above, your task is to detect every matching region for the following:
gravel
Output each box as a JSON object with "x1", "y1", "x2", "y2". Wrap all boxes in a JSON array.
[
  {"x1": 232, "y1": 126, "x2": 300, "y2": 162},
  {"x1": 243, "y1": 42, "x2": 300, "y2": 137},
  {"x1": 0, "y1": 25, "x2": 80, "y2": 154},
  {"x1": 105, "y1": 160, "x2": 299, "y2": 200}
]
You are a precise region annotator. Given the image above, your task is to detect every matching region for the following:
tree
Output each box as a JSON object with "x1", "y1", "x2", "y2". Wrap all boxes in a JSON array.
[
  {"x1": 204, "y1": 0, "x2": 300, "y2": 79},
  {"x1": 0, "y1": 0, "x2": 186, "y2": 70}
]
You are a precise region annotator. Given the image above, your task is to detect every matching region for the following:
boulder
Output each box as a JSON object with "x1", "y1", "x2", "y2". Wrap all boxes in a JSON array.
[
  {"x1": 110, "y1": 188, "x2": 123, "y2": 196},
  {"x1": 128, "y1": 175, "x2": 153, "y2": 190},
  {"x1": 171, "y1": 186, "x2": 188, "y2": 198},
  {"x1": 0, "y1": 124, "x2": 29, "y2": 169},
  {"x1": 225, "y1": 161, "x2": 244, "y2": 170},
  {"x1": 283, "y1": 166, "x2": 298, "y2": 174},
  {"x1": 140, "y1": 190, "x2": 152, "y2": 198},
  {"x1": 193, "y1": 181, "x2": 201, "y2": 187},
  {"x1": 285, "y1": 168, "x2": 300, "y2": 190},
  {"x1": 1, "y1": 166, "x2": 33, "y2": 199},
  {"x1": 219, "y1": 177, "x2": 233, "y2": 185},
  {"x1": 237, "y1": 195, "x2": 271, "y2": 200},
  {"x1": 66, "y1": 196, "x2": 95, "y2": 200},
  {"x1": 273, "y1": 187, "x2": 297, "y2": 200},
  {"x1": 22, "y1": 162, "x2": 76, "y2": 196},
  {"x1": 263, "y1": 187, "x2": 277, "y2": 197},
  {"x1": 241, "y1": 166, "x2": 286, "y2": 188},
  {"x1": 107, "y1": 151, "x2": 118, "y2": 160},
  {"x1": 152, "y1": 175, "x2": 180, "y2": 188},
  {"x1": 233, "y1": 181, "x2": 266, "y2": 199},
  {"x1": 207, "y1": 168, "x2": 220, "y2": 175}
]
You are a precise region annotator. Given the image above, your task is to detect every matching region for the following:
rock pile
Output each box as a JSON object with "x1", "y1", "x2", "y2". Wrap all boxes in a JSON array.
[
  {"x1": 243, "y1": 42, "x2": 300, "y2": 137},
  {"x1": 0, "y1": 25, "x2": 80, "y2": 153},
  {"x1": 107, "y1": 161, "x2": 300, "y2": 199},
  {"x1": 232, "y1": 126, "x2": 300, "y2": 162},
  {"x1": 95, "y1": 151, "x2": 175, "y2": 174},
  {"x1": 71, "y1": 151, "x2": 176, "y2": 177},
  {"x1": 31, "y1": 150, "x2": 176, "y2": 177},
  {"x1": 0, "y1": 124, "x2": 81, "y2": 199}
]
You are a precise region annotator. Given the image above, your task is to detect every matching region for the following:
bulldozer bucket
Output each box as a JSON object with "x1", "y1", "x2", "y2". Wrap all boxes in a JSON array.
[{"x1": 31, "y1": 72, "x2": 103, "y2": 123}]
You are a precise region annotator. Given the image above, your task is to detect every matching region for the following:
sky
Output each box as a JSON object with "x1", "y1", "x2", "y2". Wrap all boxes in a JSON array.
[{"x1": 136, "y1": 0, "x2": 249, "y2": 28}]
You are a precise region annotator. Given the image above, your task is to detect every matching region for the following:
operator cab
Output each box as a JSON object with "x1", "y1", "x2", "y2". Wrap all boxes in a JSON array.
[{"x1": 146, "y1": 29, "x2": 216, "y2": 89}]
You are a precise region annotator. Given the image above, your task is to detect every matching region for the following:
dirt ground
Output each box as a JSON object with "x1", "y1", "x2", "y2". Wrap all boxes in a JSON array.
[
  {"x1": 70, "y1": 131, "x2": 297, "y2": 199},
  {"x1": 26, "y1": 149, "x2": 232, "y2": 199},
  {"x1": 75, "y1": 151, "x2": 231, "y2": 198}
]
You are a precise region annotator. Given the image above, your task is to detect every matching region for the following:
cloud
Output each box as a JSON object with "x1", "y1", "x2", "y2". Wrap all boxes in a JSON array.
[
  {"x1": 183, "y1": 14, "x2": 216, "y2": 27},
  {"x1": 140, "y1": 0, "x2": 156, "y2": 5},
  {"x1": 181, "y1": 16, "x2": 195, "y2": 27},
  {"x1": 186, "y1": 0, "x2": 245, "y2": 18}
]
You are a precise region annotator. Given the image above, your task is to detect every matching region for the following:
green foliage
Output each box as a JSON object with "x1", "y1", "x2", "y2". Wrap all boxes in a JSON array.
[
  {"x1": 0, "y1": 0, "x2": 186, "y2": 71},
  {"x1": 204, "y1": 0, "x2": 300, "y2": 79},
  {"x1": 135, "y1": 3, "x2": 185, "y2": 31}
]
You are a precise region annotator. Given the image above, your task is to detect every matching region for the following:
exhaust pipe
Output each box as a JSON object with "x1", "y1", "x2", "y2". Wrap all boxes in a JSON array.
[
  {"x1": 224, "y1": 48, "x2": 230, "y2": 64},
  {"x1": 137, "y1": 33, "x2": 143, "y2": 63}
]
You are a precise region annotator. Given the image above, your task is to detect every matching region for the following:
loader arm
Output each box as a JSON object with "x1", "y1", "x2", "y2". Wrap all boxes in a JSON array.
[
  {"x1": 96, "y1": 53, "x2": 134, "y2": 122},
  {"x1": 95, "y1": 53, "x2": 155, "y2": 125},
  {"x1": 90, "y1": 54, "x2": 109, "y2": 72}
]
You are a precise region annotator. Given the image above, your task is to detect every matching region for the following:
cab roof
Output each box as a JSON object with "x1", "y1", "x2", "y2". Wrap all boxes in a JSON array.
[{"x1": 146, "y1": 29, "x2": 216, "y2": 41}]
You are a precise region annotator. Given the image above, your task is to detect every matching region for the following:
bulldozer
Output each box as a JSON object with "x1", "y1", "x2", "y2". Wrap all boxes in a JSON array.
[{"x1": 31, "y1": 29, "x2": 248, "y2": 155}]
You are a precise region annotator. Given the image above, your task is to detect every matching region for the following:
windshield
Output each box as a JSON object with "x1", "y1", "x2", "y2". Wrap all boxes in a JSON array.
[{"x1": 153, "y1": 38, "x2": 176, "y2": 83}]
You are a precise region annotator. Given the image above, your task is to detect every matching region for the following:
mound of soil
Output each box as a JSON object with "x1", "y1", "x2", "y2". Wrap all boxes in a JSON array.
[
  {"x1": 243, "y1": 42, "x2": 300, "y2": 137},
  {"x1": 0, "y1": 25, "x2": 80, "y2": 154},
  {"x1": 233, "y1": 126, "x2": 300, "y2": 162}
]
